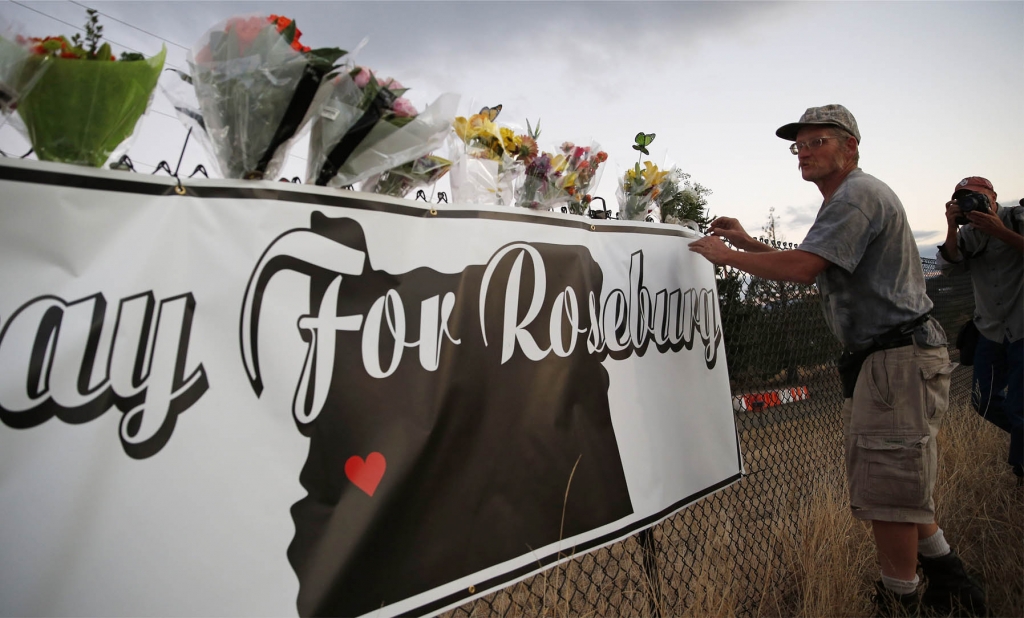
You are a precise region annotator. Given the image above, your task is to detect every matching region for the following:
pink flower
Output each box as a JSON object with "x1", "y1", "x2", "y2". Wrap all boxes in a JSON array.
[
  {"x1": 392, "y1": 97, "x2": 418, "y2": 118},
  {"x1": 353, "y1": 66, "x2": 373, "y2": 88},
  {"x1": 381, "y1": 77, "x2": 404, "y2": 90}
]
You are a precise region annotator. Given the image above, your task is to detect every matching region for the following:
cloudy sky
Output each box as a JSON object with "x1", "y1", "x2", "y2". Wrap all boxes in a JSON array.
[{"x1": 2, "y1": 0, "x2": 1021, "y2": 254}]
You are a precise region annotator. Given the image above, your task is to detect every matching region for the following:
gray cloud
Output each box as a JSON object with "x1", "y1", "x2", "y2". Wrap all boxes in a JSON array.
[{"x1": 781, "y1": 203, "x2": 819, "y2": 227}]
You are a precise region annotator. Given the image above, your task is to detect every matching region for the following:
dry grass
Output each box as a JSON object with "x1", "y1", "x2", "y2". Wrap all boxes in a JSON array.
[{"x1": 448, "y1": 395, "x2": 1023, "y2": 617}]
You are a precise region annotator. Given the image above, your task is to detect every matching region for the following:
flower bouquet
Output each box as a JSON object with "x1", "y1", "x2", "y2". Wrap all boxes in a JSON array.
[
  {"x1": 361, "y1": 154, "x2": 451, "y2": 198},
  {"x1": 515, "y1": 149, "x2": 573, "y2": 211},
  {"x1": 448, "y1": 108, "x2": 532, "y2": 206},
  {"x1": 306, "y1": 66, "x2": 458, "y2": 187},
  {"x1": 0, "y1": 20, "x2": 51, "y2": 124},
  {"x1": 618, "y1": 160, "x2": 672, "y2": 221},
  {"x1": 12, "y1": 9, "x2": 164, "y2": 167},
  {"x1": 558, "y1": 141, "x2": 608, "y2": 215},
  {"x1": 618, "y1": 160, "x2": 699, "y2": 223},
  {"x1": 184, "y1": 14, "x2": 346, "y2": 179}
]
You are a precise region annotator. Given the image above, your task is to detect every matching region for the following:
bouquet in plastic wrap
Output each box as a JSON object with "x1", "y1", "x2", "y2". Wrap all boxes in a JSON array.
[
  {"x1": 448, "y1": 107, "x2": 534, "y2": 206},
  {"x1": 619, "y1": 160, "x2": 698, "y2": 224},
  {"x1": 558, "y1": 141, "x2": 608, "y2": 215},
  {"x1": 184, "y1": 14, "x2": 346, "y2": 179},
  {"x1": 306, "y1": 66, "x2": 458, "y2": 187},
  {"x1": 0, "y1": 20, "x2": 51, "y2": 124},
  {"x1": 12, "y1": 9, "x2": 164, "y2": 166},
  {"x1": 516, "y1": 148, "x2": 574, "y2": 211},
  {"x1": 361, "y1": 154, "x2": 451, "y2": 198}
]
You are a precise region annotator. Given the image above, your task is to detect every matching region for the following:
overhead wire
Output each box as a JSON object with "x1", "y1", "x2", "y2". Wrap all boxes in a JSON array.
[{"x1": 66, "y1": 0, "x2": 189, "y2": 51}]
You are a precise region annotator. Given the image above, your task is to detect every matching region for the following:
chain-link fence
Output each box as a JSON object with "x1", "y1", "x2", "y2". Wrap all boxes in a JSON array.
[{"x1": 447, "y1": 241, "x2": 977, "y2": 617}]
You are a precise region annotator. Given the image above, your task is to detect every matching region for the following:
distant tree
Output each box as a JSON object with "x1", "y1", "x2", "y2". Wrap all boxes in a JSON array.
[{"x1": 716, "y1": 208, "x2": 838, "y2": 387}]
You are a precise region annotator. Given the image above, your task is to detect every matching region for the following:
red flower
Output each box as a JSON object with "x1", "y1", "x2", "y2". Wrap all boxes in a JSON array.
[{"x1": 225, "y1": 16, "x2": 265, "y2": 54}]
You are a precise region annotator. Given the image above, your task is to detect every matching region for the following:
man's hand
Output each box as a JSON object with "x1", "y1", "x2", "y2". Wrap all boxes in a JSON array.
[
  {"x1": 706, "y1": 216, "x2": 779, "y2": 253},
  {"x1": 944, "y1": 201, "x2": 961, "y2": 229},
  {"x1": 965, "y1": 208, "x2": 1006, "y2": 237},
  {"x1": 689, "y1": 236, "x2": 733, "y2": 266},
  {"x1": 707, "y1": 217, "x2": 753, "y2": 247}
]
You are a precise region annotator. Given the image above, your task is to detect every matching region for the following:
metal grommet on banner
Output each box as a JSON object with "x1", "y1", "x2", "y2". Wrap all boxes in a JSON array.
[
  {"x1": 590, "y1": 224, "x2": 596, "y2": 231},
  {"x1": 468, "y1": 585, "x2": 475, "y2": 594},
  {"x1": 174, "y1": 184, "x2": 186, "y2": 196},
  {"x1": 429, "y1": 207, "x2": 438, "y2": 216}
]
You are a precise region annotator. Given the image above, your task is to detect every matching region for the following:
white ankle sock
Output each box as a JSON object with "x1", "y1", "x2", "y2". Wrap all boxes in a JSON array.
[
  {"x1": 918, "y1": 527, "x2": 951, "y2": 558},
  {"x1": 881, "y1": 572, "x2": 920, "y2": 596}
]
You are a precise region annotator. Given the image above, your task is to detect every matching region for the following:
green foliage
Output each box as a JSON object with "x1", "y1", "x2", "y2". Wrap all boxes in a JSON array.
[{"x1": 659, "y1": 171, "x2": 712, "y2": 231}]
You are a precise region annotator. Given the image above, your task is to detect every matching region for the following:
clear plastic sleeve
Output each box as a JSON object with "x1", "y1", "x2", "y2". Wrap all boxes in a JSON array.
[
  {"x1": 14, "y1": 47, "x2": 164, "y2": 167},
  {"x1": 556, "y1": 141, "x2": 607, "y2": 215},
  {"x1": 447, "y1": 110, "x2": 526, "y2": 206},
  {"x1": 515, "y1": 150, "x2": 572, "y2": 211},
  {"x1": 305, "y1": 67, "x2": 458, "y2": 188},
  {"x1": 360, "y1": 154, "x2": 451, "y2": 198},
  {"x1": 186, "y1": 15, "x2": 338, "y2": 179},
  {"x1": 0, "y1": 21, "x2": 52, "y2": 124},
  {"x1": 617, "y1": 160, "x2": 668, "y2": 221}
]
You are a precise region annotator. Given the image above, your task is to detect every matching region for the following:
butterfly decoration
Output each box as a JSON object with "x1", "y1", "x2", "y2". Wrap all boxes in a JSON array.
[
  {"x1": 632, "y1": 132, "x2": 655, "y2": 156},
  {"x1": 479, "y1": 104, "x2": 502, "y2": 122}
]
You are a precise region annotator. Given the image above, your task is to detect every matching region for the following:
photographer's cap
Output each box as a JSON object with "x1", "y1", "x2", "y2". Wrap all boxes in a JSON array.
[
  {"x1": 952, "y1": 176, "x2": 994, "y2": 198},
  {"x1": 776, "y1": 104, "x2": 861, "y2": 143}
]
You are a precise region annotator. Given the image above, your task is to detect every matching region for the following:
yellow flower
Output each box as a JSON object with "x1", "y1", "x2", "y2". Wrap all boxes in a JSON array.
[
  {"x1": 453, "y1": 113, "x2": 502, "y2": 145},
  {"x1": 642, "y1": 161, "x2": 669, "y2": 187},
  {"x1": 500, "y1": 127, "x2": 520, "y2": 155}
]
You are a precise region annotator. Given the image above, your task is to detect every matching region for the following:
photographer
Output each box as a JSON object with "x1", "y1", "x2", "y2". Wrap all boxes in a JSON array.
[{"x1": 937, "y1": 177, "x2": 1024, "y2": 482}]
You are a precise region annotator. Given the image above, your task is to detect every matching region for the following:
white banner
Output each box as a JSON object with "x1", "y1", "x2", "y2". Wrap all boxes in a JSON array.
[{"x1": 0, "y1": 159, "x2": 741, "y2": 617}]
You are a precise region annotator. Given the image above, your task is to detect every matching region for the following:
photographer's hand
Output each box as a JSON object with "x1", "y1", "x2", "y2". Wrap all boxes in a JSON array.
[
  {"x1": 944, "y1": 201, "x2": 961, "y2": 229},
  {"x1": 940, "y1": 201, "x2": 962, "y2": 262},
  {"x1": 966, "y1": 209, "x2": 1024, "y2": 253},
  {"x1": 965, "y1": 209, "x2": 1005, "y2": 236}
]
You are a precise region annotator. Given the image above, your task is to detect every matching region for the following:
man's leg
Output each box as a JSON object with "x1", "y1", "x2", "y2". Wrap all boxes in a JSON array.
[
  {"x1": 873, "y1": 521, "x2": 923, "y2": 580},
  {"x1": 1004, "y1": 338, "x2": 1023, "y2": 476},
  {"x1": 972, "y1": 335, "x2": 1010, "y2": 433}
]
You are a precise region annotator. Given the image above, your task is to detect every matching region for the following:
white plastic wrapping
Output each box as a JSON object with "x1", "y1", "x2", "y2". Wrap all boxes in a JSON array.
[
  {"x1": 305, "y1": 68, "x2": 458, "y2": 187},
  {"x1": 184, "y1": 15, "x2": 339, "y2": 179},
  {"x1": 0, "y1": 20, "x2": 51, "y2": 124}
]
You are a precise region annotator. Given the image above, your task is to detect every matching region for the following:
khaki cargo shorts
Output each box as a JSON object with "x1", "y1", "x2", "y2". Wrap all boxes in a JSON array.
[{"x1": 842, "y1": 343, "x2": 955, "y2": 524}]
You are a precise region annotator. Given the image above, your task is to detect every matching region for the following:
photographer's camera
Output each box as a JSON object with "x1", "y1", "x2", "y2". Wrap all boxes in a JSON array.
[{"x1": 954, "y1": 190, "x2": 990, "y2": 225}]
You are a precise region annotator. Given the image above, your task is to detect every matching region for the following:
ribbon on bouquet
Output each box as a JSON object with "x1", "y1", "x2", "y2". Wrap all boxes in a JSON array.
[
  {"x1": 314, "y1": 87, "x2": 396, "y2": 186},
  {"x1": 247, "y1": 64, "x2": 330, "y2": 180}
]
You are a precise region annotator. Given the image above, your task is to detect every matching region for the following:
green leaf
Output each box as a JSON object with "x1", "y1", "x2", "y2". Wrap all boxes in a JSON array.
[
  {"x1": 308, "y1": 47, "x2": 347, "y2": 66},
  {"x1": 96, "y1": 42, "x2": 111, "y2": 61},
  {"x1": 280, "y1": 20, "x2": 297, "y2": 45}
]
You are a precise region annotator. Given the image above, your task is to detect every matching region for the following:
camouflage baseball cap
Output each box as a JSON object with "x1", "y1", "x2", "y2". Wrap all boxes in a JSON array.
[{"x1": 775, "y1": 104, "x2": 861, "y2": 143}]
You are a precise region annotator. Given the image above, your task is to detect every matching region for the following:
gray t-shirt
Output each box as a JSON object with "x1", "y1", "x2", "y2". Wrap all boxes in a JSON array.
[
  {"x1": 936, "y1": 205, "x2": 1024, "y2": 343},
  {"x1": 798, "y1": 169, "x2": 944, "y2": 352}
]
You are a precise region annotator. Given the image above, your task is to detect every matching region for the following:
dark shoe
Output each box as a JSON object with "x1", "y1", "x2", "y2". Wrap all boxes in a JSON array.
[
  {"x1": 873, "y1": 580, "x2": 920, "y2": 617},
  {"x1": 919, "y1": 550, "x2": 988, "y2": 617}
]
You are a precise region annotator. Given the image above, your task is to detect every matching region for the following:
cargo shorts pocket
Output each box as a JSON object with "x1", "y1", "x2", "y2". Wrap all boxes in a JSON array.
[
  {"x1": 920, "y1": 361, "x2": 955, "y2": 420},
  {"x1": 850, "y1": 434, "x2": 929, "y2": 511}
]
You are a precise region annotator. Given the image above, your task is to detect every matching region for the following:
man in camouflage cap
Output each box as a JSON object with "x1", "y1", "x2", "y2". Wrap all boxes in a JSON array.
[{"x1": 690, "y1": 104, "x2": 986, "y2": 616}]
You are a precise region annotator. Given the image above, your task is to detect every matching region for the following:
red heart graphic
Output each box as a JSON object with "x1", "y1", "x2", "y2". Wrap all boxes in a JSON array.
[{"x1": 345, "y1": 452, "x2": 386, "y2": 497}]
